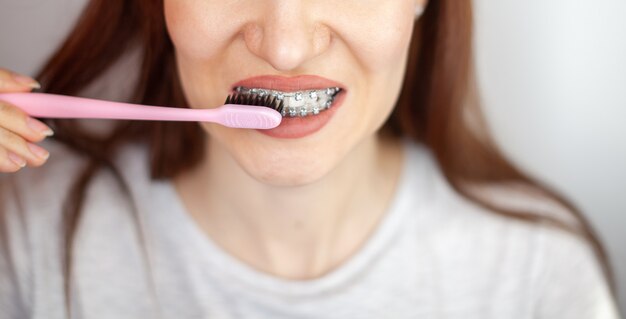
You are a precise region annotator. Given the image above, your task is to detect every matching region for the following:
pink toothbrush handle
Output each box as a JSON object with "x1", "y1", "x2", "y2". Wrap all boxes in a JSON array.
[{"x1": 0, "y1": 92, "x2": 281, "y2": 130}]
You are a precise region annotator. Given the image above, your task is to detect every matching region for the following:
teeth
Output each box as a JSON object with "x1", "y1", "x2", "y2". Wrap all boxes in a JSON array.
[{"x1": 234, "y1": 86, "x2": 341, "y2": 117}]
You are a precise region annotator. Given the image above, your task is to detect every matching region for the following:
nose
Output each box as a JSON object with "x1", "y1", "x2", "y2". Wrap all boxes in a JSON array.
[{"x1": 243, "y1": 2, "x2": 331, "y2": 72}]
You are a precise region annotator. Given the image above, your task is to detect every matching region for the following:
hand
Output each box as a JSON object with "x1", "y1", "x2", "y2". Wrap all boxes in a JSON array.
[{"x1": 0, "y1": 68, "x2": 53, "y2": 173}]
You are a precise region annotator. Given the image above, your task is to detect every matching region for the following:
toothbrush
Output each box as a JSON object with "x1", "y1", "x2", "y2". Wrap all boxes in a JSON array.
[{"x1": 0, "y1": 92, "x2": 284, "y2": 130}]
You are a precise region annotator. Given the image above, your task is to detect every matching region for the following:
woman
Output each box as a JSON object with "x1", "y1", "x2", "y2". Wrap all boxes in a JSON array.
[{"x1": 0, "y1": 0, "x2": 620, "y2": 318}]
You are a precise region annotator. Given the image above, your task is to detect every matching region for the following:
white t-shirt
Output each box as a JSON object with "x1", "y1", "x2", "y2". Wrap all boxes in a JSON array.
[{"x1": 0, "y1": 139, "x2": 619, "y2": 319}]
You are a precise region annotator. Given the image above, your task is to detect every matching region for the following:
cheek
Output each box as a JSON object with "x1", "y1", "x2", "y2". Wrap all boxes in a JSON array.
[
  {"x1": 341, "y1": 5, "x2": 415, "y2": 134},
  {"x1": 163, "y1": 0, "x2": 235, "y2": 59},
  {"x1": 335, "y1": 0, "x2": 415, "y2": 127},
  {"x1": 340, "y1": 3, "x2": 416, "y2": 73},
  {"x1": 164, "y1": 0, "x2": 240, "y2": 109}
]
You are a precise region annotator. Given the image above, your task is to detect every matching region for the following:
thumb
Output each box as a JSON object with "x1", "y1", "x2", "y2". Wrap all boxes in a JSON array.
[{"x1": 0, "y1": 68, "x2": 41, "y2": 93}]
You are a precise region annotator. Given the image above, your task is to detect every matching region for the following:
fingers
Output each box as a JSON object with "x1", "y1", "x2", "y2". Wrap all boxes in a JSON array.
[
  {"x1": 0, "y1": 148, "x2": 24, "y2": 173},
  {"x1": 0, "y1": 102, "x2": 53, "y2": 173},
  {"x1": 0, "y1": 68, "x2": 41, "y2": 93},
  {"x1": 0, "y1": 68, "x2": 50, "y2": 173},
  {"x1": 0, "y1": 100, "x2": 53, "y2": 143},
  {"x1": 0, "y1": 126, "x2": 50, "y2": 172}
]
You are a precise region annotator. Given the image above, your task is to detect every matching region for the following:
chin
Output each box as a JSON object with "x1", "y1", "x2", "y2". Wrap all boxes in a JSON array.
[
  {"x1": 237, "y1": 148, "x2": 337, "y2": 187},
  {"x1": 203, "y1": 113, "x2": 359, "y2": 188}
]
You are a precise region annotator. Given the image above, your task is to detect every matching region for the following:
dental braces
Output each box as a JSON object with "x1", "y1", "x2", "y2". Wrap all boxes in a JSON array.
[{"x1": 234, "y1": 86, "x2": 342, "y2": 117}]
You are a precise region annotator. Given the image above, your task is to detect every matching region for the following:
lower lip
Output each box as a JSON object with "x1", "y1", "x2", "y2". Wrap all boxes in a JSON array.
[{"x1": 256, "y1": 91, "x2": 346, "y2": 139}]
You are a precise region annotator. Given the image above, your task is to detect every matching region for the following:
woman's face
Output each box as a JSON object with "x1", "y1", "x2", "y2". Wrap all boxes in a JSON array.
[{"x1": 164, "y1": 0, "x2": 423, "y2": 186}]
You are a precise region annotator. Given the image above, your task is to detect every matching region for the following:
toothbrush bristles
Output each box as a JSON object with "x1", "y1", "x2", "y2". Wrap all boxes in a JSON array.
[{"x1": 225, "y1": 92, "x2": 284, "y2": 114}]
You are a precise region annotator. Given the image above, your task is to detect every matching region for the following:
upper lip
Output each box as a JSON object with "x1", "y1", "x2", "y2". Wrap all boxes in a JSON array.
[{"x1": 231, "y1": 75, "x2": 346, "y2": 93}]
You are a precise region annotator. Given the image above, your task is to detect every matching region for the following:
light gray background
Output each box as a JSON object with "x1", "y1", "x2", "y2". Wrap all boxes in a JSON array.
[{"x1": 1, "y1": 0, "x2": 625, "y2": 313}]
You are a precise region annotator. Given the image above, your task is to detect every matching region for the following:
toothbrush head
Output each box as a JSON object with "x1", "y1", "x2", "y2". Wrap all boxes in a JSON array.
[
  {"x1": 225, "y1": 92, "x2": 285, "y2": 114},
  {"x1": 221, "y1": 92, "x2": 284, "y2": 129}
]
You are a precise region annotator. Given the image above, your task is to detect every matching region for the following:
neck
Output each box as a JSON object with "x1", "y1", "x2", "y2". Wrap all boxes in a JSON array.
[{"x1": 174, "y1": 134, "x2": 404, "y2": 279}]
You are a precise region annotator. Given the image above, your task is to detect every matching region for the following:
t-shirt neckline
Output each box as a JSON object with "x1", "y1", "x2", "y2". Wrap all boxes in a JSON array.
[{"x1": 159, "y1": 139, "x2": 422, "y2": 297}]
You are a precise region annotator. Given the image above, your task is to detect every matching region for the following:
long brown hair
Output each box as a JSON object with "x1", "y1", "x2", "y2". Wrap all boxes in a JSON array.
[{"x1": 31, "y1": 0, "x2": 614, "y2": 312}]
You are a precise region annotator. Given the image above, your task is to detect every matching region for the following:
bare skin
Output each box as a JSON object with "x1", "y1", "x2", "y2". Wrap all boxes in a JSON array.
[
  {"x1": 175, "y1": 134, "x2": 404, "y2": 279},
  {"x1": 1, "y1": 0, "x2": 425, "y2": 280},
  {"x1": 0, "y1": 68, "x2": 52, "y2": 172},
  {"x1": 167, "y1": 0, "x2": 424, "y2": 279}
]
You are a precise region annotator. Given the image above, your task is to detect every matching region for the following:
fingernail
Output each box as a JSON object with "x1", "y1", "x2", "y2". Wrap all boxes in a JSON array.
[
  {"x1": 12, "y1": 74, "x2": 41, "y2": 89},
  {"x1": 7, "y1": 152, "x2": 26, "y2": 168},
  {"x1": 26, "y1": 117, "x2": 54, "y2": 136},
  {"x1": 27, "y1": 143, "x2": 50, "y2": 160}
]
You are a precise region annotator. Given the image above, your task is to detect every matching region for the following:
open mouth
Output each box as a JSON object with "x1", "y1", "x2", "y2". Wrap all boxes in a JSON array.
[{"x1": 233, "y1": 86, "x2": 342, "y2": 117}]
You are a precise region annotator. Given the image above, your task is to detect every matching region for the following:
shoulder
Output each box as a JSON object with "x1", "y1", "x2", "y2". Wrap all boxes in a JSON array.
[
  {"x1": 1, "y1": 138, "x2": 151, "y2": 217},
  {"x1": 0, "y1": 139, "x2": 88, "y2": 315},
  {"x1": 0, "y1": 138, "x2": 152, "y2": 252},
  {"x1": 531, "y1": 218, "x2": 619, "y2": 318},
  {"x1": 404, "y1": 140, "x2": 589, "y2": 250},
  {"x1": 0, "y1": 138, "x2": 154, "y2": 316},
  {"x1": 411, "y1": 140, "x2": 598, "y2": 272},
  {"x1": 1, "y1": 139, "x2": 86, "y2": 217},
  {"x1": 403, "y1": 141, "x2": 618, "y2": 318}
]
